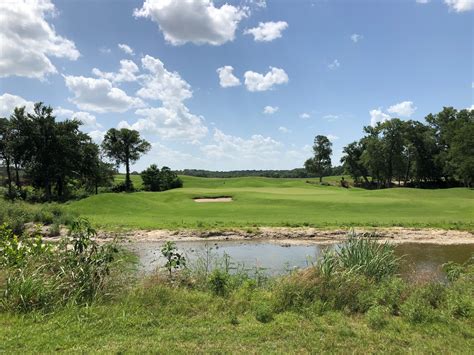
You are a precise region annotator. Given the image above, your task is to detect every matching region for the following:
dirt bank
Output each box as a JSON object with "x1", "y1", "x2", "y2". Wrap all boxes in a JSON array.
[{"x1": 99, "y1": 227, "x2": 474, "y2": 245}]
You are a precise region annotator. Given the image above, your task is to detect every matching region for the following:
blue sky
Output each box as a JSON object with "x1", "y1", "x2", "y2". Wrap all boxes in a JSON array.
[{"x1": 0, "y1": 0, "x2": 472, "y2": 171}]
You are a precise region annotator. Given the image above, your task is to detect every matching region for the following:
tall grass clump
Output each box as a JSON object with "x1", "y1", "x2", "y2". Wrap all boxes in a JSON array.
[
  {"x1": 0, "y1": 218, "x2": 131, "y2": 313},
  {"x1": 273, "y1": 231, "x2": 402, "y2": 314},
  {"x1": 318, "y1": 230, "x2": 400, "y2": 281}
]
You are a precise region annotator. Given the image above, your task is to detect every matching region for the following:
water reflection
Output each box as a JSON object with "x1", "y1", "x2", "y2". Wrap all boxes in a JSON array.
[{"x1": 127, "y1": 241, "x2": 474, "y2": 280}]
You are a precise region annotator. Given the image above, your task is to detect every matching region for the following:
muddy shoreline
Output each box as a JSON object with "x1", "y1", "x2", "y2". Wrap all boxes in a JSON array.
[{"x1": 94, "y1": 227, "x2": 474, "y2": 245}]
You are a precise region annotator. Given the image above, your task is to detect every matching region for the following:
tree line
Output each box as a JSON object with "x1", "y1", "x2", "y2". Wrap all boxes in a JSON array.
[
  {"x1": 177, "y1": 167, "x2": 344, "y2": 179},
  {"x1": 305, "y1": 107, "x2": 473, "y2": 188},
  {"x1": 0, "y1": 103, "x2": 181, "y2": 201},
  {"x1": 0, "y1": 103, "x2": 116, "y2": 201}
]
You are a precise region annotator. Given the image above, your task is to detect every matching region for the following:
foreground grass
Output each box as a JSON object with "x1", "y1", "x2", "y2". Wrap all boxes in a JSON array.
[
  {"x1": 68, "y1": 175, "x2": 474, "y2": 230},
  {"x1": 1, "y1": 229, "x2": 472, "y2": 353},
  {"x1": 1, "y1": 288, "x2": 473, "y2": 353}
]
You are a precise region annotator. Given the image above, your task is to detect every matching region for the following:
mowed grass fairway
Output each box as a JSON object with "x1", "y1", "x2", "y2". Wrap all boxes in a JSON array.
[{"x1": 68, "y1": 175, "x2": 474, "y2": 230}]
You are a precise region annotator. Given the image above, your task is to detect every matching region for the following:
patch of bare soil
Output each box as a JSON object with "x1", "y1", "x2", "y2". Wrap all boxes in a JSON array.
[{"x1": 106, "y1": 227, "x2": 474, "y2": 245}]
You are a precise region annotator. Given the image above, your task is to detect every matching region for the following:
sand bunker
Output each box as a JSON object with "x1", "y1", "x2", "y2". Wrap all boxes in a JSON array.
[{"x1": 194, "y1": 197, "x2": 233, "y2": 203}]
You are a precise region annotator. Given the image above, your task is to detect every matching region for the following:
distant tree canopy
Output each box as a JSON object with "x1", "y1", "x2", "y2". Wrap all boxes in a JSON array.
[
  {"x1": 177, "y1": 167, "x2": 344, "y2": 179},
  {"x1": 0, "y1": 103, "x2": 115, "y2": 201},
  {"x1": 341, "y1": 107, "x2": 474, "y2": 188},
  {"x1": 305, "y1": 135, "x2": 333, "y2": 182},
  {"x1": 101, "y1": 128, "x2": 151, "y2": 192},
  {"x1": 141, "y1": 164, "x2": 183, "y2": 192}
]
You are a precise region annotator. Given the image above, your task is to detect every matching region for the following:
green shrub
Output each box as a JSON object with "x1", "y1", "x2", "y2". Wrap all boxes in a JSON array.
[
  {"x1": 1, "y1": 218, "x2": 126, "y2": 313},
  {"x1": 255, "y1": 303, "x2": 274, "y2": 323},
  {"x1": 272, "y1": 268, "x2": 375, "y2": 314},
  {"x1": 33, "y1": 210, "x2": 54, "y2": 225},
  {"x1": 48, "y1": 222, "x2": 61, "y2": 237},
  {"x1": 373, "y1": 277, "x2": 407, "y2": 315},
  {"x1": 161, "y1": 241, "x2": 186, "y2": 278},
  {"x1": 0, "y1": 224, "x2": 50, "y2": 267},
  {"x1": 208, "y1": 269, "x2": 230, "y2": 296},
  {"x1": 422, "y1": 282, "x2": 446, "y2": 309},
  {"x1": 401, "y1": 291, "x2": 435, "y2": 324},
  {"x1": 366, "y1": 305, "x2": 389, "y2": 330}
]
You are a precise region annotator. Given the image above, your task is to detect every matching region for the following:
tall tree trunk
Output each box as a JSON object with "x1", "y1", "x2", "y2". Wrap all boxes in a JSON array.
[
  {"x1": 45, "y1": 178, "x2": 51, "y2": 202},
  {"x1": 125, "y1": 154, "x2": 131, "y2": 191},
  {"x1": 319, "y1": 175, "x2": 322, "y2": 183},
  {"x1": 57, "y1": 176, "x2": 63, "y2": 199},
  {"x1": 404, "y1": 153, "x2": 411, "y2": 187},
  {"x1": 5, "y1": 157, "x2": 12, "y2": 197},
  {"x1": 14, "y1": 162, "x2": 21, "y2": 188}
]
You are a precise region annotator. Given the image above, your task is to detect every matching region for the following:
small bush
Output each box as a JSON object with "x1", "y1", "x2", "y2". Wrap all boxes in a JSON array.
[
  {"x1": 111, "y1": 181, "x2": 134, "y2": 193},
  {"x1": 401, "y1": 291, "x2": 435, "y2": 324},
  {"x1": 33, "y1": 210, "x2": 54, "y2": 225},
  {"x1": 1, "y1": 218, "x2": 126, "y2": 313},
  {"x1": 366, "y1": 305, "x2": 389, "y2": 330},
  {"x1": 373, "y1": 277, "x2": 407, "y2": 315},
  {"x1": 0, "y1": 224, "x2": 50, "y2": 267},
  {"x1": 48, "y1": 222, "x2": 61, "y2": 237},
  {"x1": 208, "y1": 269, "x2": 230, "y2": 296},
  {"x1": 447, "y1": 292, "x2": 472, "y2": 319},
  {"x1": 255, "y1": 303, "x2": 274, "y2": 323}
]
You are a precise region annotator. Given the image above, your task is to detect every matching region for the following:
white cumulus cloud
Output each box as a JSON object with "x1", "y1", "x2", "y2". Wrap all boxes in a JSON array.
[
  {"x1": 216, "y1": 66, "x2": 241, "y2": 88},
  {"x1": 202, "y1": 128, "x2": 281, "y2": 161},
  {"x1": 244, "y1": 21, "x2": 288, "y2": 42},
  {"x1": 244, "y1": 67, "x2": 288, "y2": 92},
  {"x1": 121, "y1": 104, "x2": 208, "y2": 141},
  {"x1": 118, "y1": 43, "x2": 135, "y2": 56},
  {"x1": 0, "y1": 93, "x2": 35, "y2": 117},
  {"x1": 370, "y1": 108, "x2": 391, "y2": 126},
  {"x1": 54, "y1": 106, "x2": 102, "y2": 129},
  {"x1": 136, "y1": 55, "x2": 193, "y2": 106},
  {"x1": 300, "y1": 112, "x2": 310, "y2": 119},
  {"x1": 134, "y1": 0, "x2": 248, "y2": 46},
  {"x1": 263, "y1": 106, "x2": 279, "y2": 114},
  {"x1": 387, "y1": 101, "x2": 417, "y2": 117},
  {"x1": 64, "y1": 75, "x2": 145, "y2": 113},
  {"x1": 444, "y1": 0, "x2": 474, "y2": 12},
  {"x1": 0, "y1": 0, "x2": 80, "y2": 79},
  {"x1": 92, "y1": 59, "x2": 139, "y2": 84},
  {"x1": 278, "y1": 126, "x2": 290, "y2": 133},
  {"x1": 117, "y1": 55, "x2": 208, "y2": 141}
]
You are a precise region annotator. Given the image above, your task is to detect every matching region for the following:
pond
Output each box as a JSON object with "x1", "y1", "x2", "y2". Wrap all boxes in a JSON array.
[{"x1": 127, "y1": 240, "x2": 474, "y2": 280}]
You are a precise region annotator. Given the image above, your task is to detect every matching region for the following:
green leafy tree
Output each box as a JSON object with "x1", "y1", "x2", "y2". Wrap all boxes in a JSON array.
[
  {"x1": 159, "y1": 166, "x2": 183, "y2": 190},
  {"x1": 141, "y1": 165, "x2": 183, "y2": 191},
  {"x1": 101, "y1": 128, "x2": 151, "y2": 191},
  {"x1": 449, "y1": 109, "x2": 474, "y2": 187},
  {"x1": 80, "y1": 143, "x2": 116, "y2": 194},
  {"x1": 141, "y1": 164, "x2": 161, "y2": 191},
  {"x1": 305, "y1": 135, "x2": 333, "y2": 182},
  {"x1": 340, "y1": 141, "x2": 369, "y2": 184}
]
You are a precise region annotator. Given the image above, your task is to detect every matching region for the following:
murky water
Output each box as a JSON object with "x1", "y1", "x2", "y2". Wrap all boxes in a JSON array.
[{"x1": 127, "y1": 240, "x2": 474, "y2": 280}]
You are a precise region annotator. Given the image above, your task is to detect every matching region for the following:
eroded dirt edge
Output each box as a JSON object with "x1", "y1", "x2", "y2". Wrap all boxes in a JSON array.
[{"x1": 95, "y1": 227, "x2": 474, "y2": 245}]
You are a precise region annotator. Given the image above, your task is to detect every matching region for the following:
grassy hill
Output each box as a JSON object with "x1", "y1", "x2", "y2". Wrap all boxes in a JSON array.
[{"x1": 67, "y1": 175, "x2": 474, "y2": 230}]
